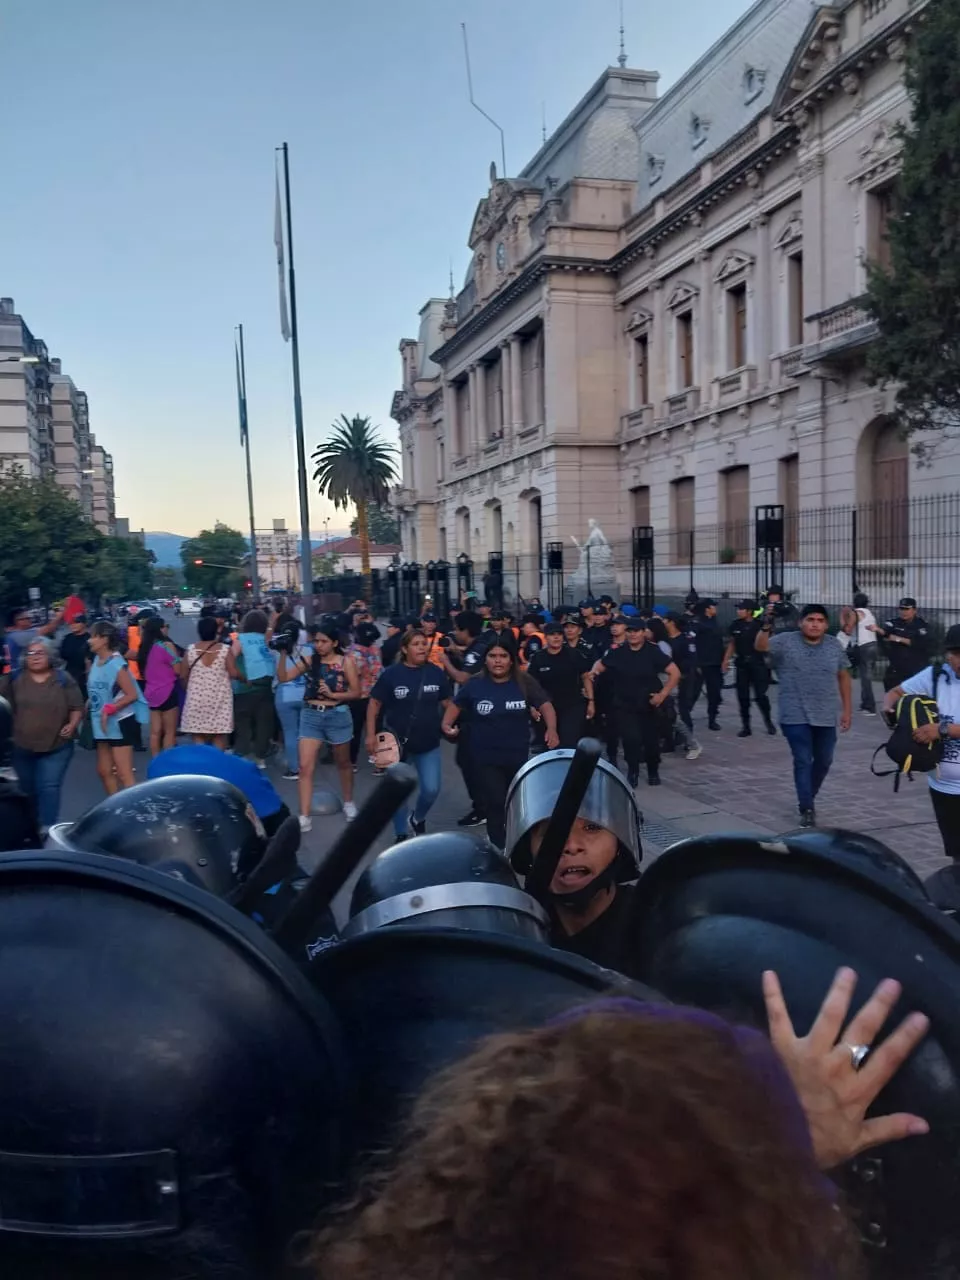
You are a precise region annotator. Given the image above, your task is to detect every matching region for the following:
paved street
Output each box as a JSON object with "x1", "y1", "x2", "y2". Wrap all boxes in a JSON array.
[{"x1": 55, "y1": 613, "x2": 950, "y2": 919}]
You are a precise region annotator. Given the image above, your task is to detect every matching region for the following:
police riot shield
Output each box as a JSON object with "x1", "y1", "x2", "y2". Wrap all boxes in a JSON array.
[
  {"x1": 0, "y1": 850, "x2": 347, "y2": 1280},
  {"x1": 308, "y1": 926, "x2": 663, "y2": 1168},
  {"x1": 627, "y1": 828, "x2": 960, "y2": 1280}
]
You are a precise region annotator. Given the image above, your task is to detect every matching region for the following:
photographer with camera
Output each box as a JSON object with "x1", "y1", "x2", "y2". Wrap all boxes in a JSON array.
[
  {"x1": 277, "y1": 622, "x2": 360, "y2": 831},
  {"x1": 758, "y1": 584, "x2": 798, "y2": 634},
  {"x1": 270, "y1": 620, "x2": 305, "y2": 779}
]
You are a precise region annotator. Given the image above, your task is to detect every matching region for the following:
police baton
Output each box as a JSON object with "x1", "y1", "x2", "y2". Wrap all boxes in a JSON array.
[
  {"x1": 524, "y1": 737, "x2": 603, "y2": 902},
  {"x1": 270, "y1": 764, "x2": 418, "y2": 958}
]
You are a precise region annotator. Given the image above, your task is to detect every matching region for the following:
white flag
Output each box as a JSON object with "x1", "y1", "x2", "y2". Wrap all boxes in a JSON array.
[{"x1": 275, "y1": 168, "x2": 291, "y2": 342}]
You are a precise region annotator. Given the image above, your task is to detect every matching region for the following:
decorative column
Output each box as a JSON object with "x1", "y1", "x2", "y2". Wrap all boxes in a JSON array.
[
  {"x1": 467, "y1": 365, "x2": 478, "y2": 452},
  {"x1": 499, "y1": 339, "x2": 511, "y2": 439},
  {"x1": 475, "y1": 359, "x2": 487, "y2": 446},
  {"x1": 698, "y1": 248, "x2": 713, "y2": 402},
  {"x1": 751, "y1": 213, "x2": 771, "y2": 385},
  {"x1": 510, "y1": 334, "x2": 524, "y2": 430},
  {"x1": 651, "y1": 279, "x2": 666, "y2": 413},
  {"x1": 443, "y1": 380, "x2": 457, "y2": 457}
]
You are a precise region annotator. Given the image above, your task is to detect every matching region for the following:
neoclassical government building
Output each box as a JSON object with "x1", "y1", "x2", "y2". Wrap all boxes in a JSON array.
[{"x1": 391, "y1": 0, "x2": 949, "y2": 601}]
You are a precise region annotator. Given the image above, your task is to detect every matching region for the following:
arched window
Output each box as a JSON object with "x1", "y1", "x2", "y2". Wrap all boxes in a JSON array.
[{"x1": 456, "y1": 506, "x2": 471, "y2": 558}]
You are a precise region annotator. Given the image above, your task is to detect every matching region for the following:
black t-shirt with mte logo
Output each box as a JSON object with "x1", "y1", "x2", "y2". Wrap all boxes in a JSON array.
[
  {"x1": 370, "y1": 663, "x2": 453, "y2": 755},
  {"x1": 455, "y1": 674, "x2": 546, "y2": 764}
]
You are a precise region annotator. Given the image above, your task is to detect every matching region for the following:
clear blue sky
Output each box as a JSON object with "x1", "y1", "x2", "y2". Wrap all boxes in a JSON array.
[{"x1": 0, "y1": 0, "x2": 749, "y2": 536}]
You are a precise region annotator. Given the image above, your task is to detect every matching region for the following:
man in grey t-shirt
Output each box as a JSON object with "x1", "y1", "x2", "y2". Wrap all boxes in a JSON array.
[{"x1": 755, "y1": 603, "x2": 852, "y2": 828}]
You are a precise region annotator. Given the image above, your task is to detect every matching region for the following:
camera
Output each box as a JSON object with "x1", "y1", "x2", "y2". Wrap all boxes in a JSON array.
[
  {"x1": 438, "y1": 635, "x2": 453, "y2": 650},
  {"x1": 770, "y1": 601, "x2": 790, "y2": 618},
  {"x1": 269, "y1": 627, "x2": 298, "y2": 654}
]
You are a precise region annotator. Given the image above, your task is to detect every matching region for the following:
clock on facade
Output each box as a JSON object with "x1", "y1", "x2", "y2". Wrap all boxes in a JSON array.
[{"x1": 496, "y1": 241, "x2": 507, "y2": 271}]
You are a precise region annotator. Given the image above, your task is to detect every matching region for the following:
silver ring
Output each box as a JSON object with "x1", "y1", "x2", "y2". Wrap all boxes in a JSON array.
[{"x1": 844, "y1": 1042, "x2": 871, "y2": 1071}]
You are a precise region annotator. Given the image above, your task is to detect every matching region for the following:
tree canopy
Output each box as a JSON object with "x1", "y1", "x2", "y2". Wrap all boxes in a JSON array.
[
  {"x1": 0, "y1": 467, "x2": 103, "y2": 612},
  {"x1": 180, "y1": 524, "x2": 249, "y2": 596},
  {"x1": 312, "y1": 415, "x2": 398, "y2": 582},
  {"x1": 865, "y1": 0, "x2": 960, "y2": 442},
  {"x1": 351, "y1": 505, "x2": 399, "y2": 545}
]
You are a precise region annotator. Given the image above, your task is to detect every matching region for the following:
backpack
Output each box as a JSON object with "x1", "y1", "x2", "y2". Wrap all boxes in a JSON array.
[{"x1": 871, "y1": 664, "x2": 944, "y2": 792}]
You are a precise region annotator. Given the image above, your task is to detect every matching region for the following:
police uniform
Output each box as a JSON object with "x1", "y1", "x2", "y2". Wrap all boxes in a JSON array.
[
  {"x1": 880, "y1": 599, "x2": 931, "y2": 689},
  {"x1": 728, "y1": 608, "x2": 775, "y2": 734}
]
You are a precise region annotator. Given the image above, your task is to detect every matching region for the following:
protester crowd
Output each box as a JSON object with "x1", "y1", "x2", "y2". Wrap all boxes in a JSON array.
[{"x1": 0, "y1": 582, "x2": 957, "y2": 862}]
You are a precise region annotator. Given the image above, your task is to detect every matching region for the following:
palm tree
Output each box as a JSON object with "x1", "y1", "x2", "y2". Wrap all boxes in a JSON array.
[{"x1": 312, "y1": 414, "x2": 398, "y2": 594}]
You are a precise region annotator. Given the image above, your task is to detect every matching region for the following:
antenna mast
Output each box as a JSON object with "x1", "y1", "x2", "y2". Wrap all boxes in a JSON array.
[
  {"x1": 461, "y1": 23, "x2": 507, "y2": 178},
  {"x1": 618, "y1": 0, "x2": 628, "y2": 68}
]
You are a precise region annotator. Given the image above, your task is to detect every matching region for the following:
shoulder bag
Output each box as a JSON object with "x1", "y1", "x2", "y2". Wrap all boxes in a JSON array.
[{"x1": 372, "y1": 668, "x2": 427, "y2": 768}]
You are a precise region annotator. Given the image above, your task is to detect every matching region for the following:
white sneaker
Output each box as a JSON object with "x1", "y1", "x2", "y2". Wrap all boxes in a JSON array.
[
  {"x1": 255, "y1": 758, "x2": 267, "y2": 770},
  {"x1": 343, "y1": 801, "x2": 358, "y2": 822},
  {"x1": 298, "y1": 815, "x2": 313, "y2": 833},
  {"x1": 685, "y1": 744, "x2": 703, "y2": 760}
]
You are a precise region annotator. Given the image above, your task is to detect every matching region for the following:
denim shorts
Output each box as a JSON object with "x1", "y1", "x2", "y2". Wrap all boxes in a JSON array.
[{"x1": 299, "y1": 704, "x2": 353, "y2": 746}]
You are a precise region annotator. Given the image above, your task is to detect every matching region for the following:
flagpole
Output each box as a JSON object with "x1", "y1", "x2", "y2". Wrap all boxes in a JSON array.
[
  {"x1": 236, "y1": 323, "x2": 260, "y2": 599},
  {"x1": 279, "y1": 141, "x2": 313, "y2": 610}
]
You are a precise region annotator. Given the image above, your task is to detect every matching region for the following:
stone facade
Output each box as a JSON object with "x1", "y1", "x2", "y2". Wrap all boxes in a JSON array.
[{"x1": 392, "y1": 0, "x2": 944, "y2": 601}]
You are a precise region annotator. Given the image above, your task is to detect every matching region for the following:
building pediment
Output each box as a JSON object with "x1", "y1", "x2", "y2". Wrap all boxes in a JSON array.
[
  {"x1": 714, "y1": 250, "x2": 755, "y2": 283},
  {"x1": 468, "y1": 165, "x2": 541, "y2": 249},
  {"x1": 773, "y1": 6, "x2": 844, "y2": 118},
  {"x1": 624, "y1": 306, "x2": 654, "y2": 333},
  {"x1": 774, "y1": 213, "x2": 803, "y2": 251},
  {"x1": 666, "y1": 281, "x2": 699, "y2": 311}
]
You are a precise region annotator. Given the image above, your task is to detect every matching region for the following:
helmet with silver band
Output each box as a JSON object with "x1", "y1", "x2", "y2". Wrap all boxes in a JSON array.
[
  {"x1": 505, "y1": 749, "x2": 642, "y2": 881},
  {"x1": 345, "y1": 833, "x2": 548, "y2": 943}
]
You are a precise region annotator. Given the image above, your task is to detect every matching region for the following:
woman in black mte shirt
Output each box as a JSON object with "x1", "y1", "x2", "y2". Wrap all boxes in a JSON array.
[{"x1": 441, "y1": 640, "x2": 558, "y2": 849}]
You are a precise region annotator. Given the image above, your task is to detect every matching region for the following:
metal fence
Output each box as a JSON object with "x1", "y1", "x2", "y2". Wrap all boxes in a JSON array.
[{"x1": 382, "y1": 494, "x2": 960, "y2": 636}]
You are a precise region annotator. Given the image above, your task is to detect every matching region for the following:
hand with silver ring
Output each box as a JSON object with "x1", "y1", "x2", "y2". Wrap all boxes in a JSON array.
[{"x1": 763, "y1": 966, "x2": 930, "y2": 1171}]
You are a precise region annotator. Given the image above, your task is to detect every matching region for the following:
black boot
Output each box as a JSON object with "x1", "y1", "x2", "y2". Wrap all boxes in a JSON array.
[
  {"x1": 708, "y1": 719, "x2": 721, "y2": 732},
  {"x1": 764, "y1": 717, "x2": 777, "y2": 736},
  {"x1": 737, "y1": 723, "x2": 752, "y2": 738},
  {"x1": 647, "y1": 767, "x2": 661, "y2": 786},
  {"x1": 627, "y1": 766, "x2": 640, "y2": 788}
]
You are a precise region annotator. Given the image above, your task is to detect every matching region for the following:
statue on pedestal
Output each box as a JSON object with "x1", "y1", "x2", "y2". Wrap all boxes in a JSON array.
[{"x1": 567, "y1": 520, "x2": 618, "y2": 599}]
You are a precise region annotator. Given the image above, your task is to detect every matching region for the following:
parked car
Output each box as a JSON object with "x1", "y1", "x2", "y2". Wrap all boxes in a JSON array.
[{"x1": 179, "y1": 598, "x2": 204, "y2": 616}]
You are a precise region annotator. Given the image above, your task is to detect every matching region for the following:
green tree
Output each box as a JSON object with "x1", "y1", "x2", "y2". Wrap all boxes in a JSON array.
[
  {"x1": 350, "y1": 504, "x2": 399, "y2": 546},
  {"x1": 312, "y1": 551, "x2": 342, "y2": 578},
  {"x1": 92, "y1": 536, "x2": 156, "y2": 601},
  {"x1": 152, "y1": 566, "x2": 183, "y2": 594},
  {"x1": 312, "y1": 415, "x2": 398, "y2": 593},
  {"x1": 0, "y1": 465, "x2": 103, "y2": 613},
  {"x1": 180, "y1": 523, "x2": 249, "y2": 597},
  {"x1": 865, "y1": 0, "x2": 960, "y2": 442}
]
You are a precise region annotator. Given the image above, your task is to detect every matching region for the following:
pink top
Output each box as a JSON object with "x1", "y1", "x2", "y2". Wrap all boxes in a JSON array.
[{"x1": 144, "y1": 642, "x2": 179, "y2": 708}]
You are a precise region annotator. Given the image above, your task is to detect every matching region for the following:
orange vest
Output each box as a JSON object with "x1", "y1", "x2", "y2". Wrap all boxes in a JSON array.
[
  {"x1": 424, "y1": 633, "x2": 446, "y2": 668},
  {"x1": 519, "y1": 631, "x2": 545, "y2": 668},
  {"x1": 126, "y1": 623, "x2": 142, "y2": 681}
]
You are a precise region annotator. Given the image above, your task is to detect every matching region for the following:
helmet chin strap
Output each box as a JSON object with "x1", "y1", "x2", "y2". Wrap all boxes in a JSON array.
[{"x1": 547, "y1": 860, "x2": 619, "y2": 914}]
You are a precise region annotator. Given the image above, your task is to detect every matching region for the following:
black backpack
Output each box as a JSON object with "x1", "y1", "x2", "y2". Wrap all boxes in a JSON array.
[{"x1": 871, "y1": 664, "x2": 944, "y2": 792}]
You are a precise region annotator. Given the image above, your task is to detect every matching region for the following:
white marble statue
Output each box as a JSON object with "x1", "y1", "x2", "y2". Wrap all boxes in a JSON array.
[{"x1": 568, "y1": 519, "x2": 618, "y2": 595}]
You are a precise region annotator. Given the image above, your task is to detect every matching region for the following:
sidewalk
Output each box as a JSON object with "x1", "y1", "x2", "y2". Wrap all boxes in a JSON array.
[{"x1": 636, "y1": 682, "x2": 949, "y2": 879}]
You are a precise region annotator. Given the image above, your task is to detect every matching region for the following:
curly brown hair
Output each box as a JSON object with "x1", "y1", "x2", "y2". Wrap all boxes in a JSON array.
[{"x1": 310, "y1": 1012, "x2": 862, "y2": 1280}]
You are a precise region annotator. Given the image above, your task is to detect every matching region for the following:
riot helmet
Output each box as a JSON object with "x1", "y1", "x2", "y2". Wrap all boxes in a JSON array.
[
  {"x1": 506, "y1": 750, "x2": 642, "y2": 910},
  {"x1": 344, "y1": 832, "x2": 549, "y2": 943},
  {"x1": 48, "y1": 775, "x2": 265, "y2": 896},
  {"x1": 0, "y1": 850, "x2": 346, "y2": 1279}
]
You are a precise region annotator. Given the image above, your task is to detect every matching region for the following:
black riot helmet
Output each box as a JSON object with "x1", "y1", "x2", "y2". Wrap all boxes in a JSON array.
[
  {"x1": 48, "y1": 775, "x2": 265, "y2": 895},
  {"x1": 0, "y1": 850, "x2": 346, "y2": 1280},
  {"x1": 344, "y1": 832, "x2": 549, "y2": 943}
]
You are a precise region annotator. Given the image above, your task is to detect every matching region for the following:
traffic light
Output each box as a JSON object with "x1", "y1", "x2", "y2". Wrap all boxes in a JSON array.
[
  {"x1": 194, "y1": 558, "x2": 203, "y2": 566},
  {"x1": 244, "y1": 580, "x2": 253, "y2": 589}
]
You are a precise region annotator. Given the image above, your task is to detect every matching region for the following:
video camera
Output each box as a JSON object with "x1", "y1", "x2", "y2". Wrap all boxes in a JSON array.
[{"x1": 268, "y1": 625, "x2": 299, "y2": 654}]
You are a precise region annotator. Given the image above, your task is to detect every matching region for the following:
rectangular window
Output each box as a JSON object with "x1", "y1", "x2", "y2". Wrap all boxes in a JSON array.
[
  {"x1": 630, "y1": 485, "x2": 650, "y2": 529},
  {"x1": 720, "y1": 466, "x2": 750, "y2": 563},
  {"x1": 677, "y1": 313, "x2": 694, "y2": 390},
  {"x1": 437, "y1": 441, "x2": 445, "y2": 483},
  {"x1": 787, "y1": 253, "x2": 804, "y2": 347},
  {"x1": 438, "y1": 527, "x2": 448, "y2": 561},
  {"x1": 727, "y1": 284, "x2": 747, "y2": 369},
  {"x1": 780, "y1": 453, "x2": 799, "y2": 560},
  {"x1": 671, "y1": 476, "x2": 695, "y2": 565},
  {"x1": 634, "y1": 333, "x2": 650, "y2": 405},
  {"x1": 521, "y1": 328, "x2": 545, "y2": 426},
  {"x1": 868, "y1": 182, "x2": 898, "y2": 273},
  {"x1": 455, "y1": 379, "x2": 470, "y2": 456}
]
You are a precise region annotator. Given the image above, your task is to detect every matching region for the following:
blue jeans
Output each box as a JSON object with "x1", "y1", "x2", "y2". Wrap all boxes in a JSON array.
[
  {"x1": 780, "y1": 723, "x2": 837, "y2": 813},
  {"x1": 12, "y1": 741, "x2": 74, "y2": 830},
  {"x1": 275, "y1": 691, "x2": 303, "y2": 772},
  {"x1": 392, "y1": 747, "x2": 442, "y2": 836}
]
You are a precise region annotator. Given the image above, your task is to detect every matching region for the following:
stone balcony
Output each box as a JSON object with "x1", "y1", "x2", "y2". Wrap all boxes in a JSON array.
[
  {"x1": 664, "y1": 388, "x2": 701, "y2": 422},
  {"x1": 804, "y1": 297, "x2": 878, "y2": 367},
  {"x1": 771, "y1": 345, "x2": 807, "y2": 383},
  {"x1": 714, "y1": 365, "x2": 758, "y2": 403},
  {"x1": 619, "y1": 404, "x2": 656, "y2": 439}
]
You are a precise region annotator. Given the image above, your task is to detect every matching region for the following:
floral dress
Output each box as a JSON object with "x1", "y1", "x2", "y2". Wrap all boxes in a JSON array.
[{"x1": 180, "y1": 643, "x2": 234, "y2": 735}]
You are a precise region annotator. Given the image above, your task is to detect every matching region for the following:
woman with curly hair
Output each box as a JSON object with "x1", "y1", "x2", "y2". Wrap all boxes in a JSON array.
[{"x1": 311, "y1": 968, "x2": 929, "y2": 1280}]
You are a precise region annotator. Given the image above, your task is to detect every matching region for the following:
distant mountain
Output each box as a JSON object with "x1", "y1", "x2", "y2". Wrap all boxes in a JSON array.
[{"x1": 144, "y1": 532, "x2": 187, "y2": 567}]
